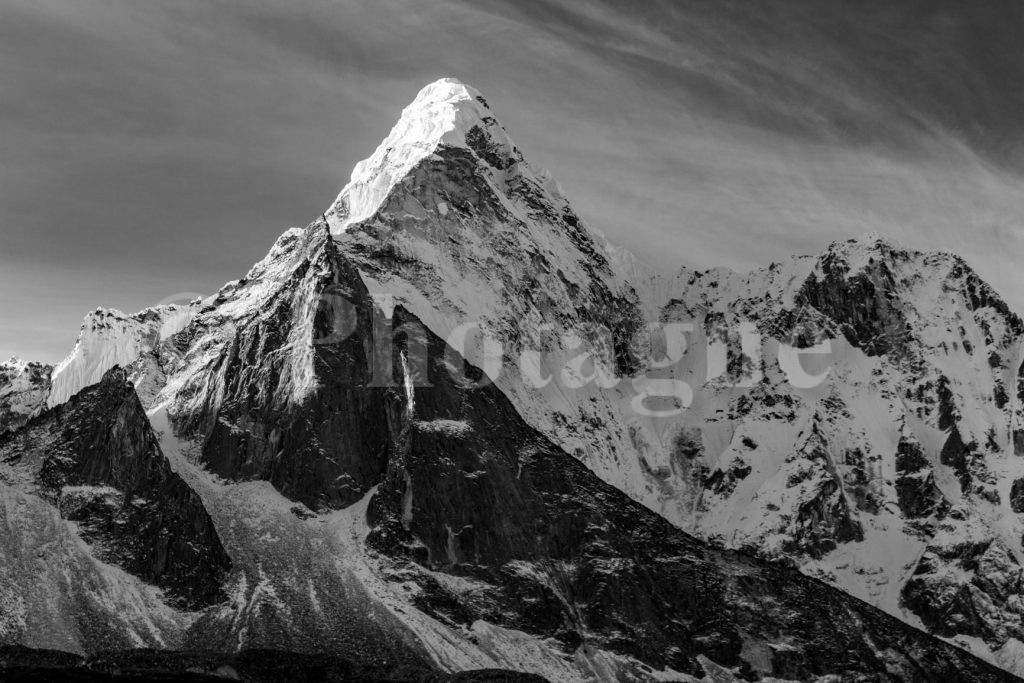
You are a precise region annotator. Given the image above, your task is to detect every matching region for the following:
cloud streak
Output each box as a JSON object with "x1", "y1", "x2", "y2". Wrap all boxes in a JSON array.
[{"x1": 1, "y1": 0, "x2": 1022, "y2": 362}]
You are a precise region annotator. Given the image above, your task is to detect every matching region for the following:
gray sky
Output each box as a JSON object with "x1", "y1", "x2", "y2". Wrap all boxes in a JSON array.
[{"x1": 3, "y1": 0, "x2": 1024, "y2": 363}]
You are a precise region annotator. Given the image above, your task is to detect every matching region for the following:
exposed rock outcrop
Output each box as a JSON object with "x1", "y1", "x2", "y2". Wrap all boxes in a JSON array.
[
  {"x1": 0, "y1": 367, "x2": 230, "y2": 609},
  {"x1": 359, "y1": 299, "x2": 1013, "y2": 681},
  {"x1": 0, "y1": 358, "x2": 51, "y2": 434},
  {"x1": 181, "y1": 228, "x2": 392, "y2": 511}
]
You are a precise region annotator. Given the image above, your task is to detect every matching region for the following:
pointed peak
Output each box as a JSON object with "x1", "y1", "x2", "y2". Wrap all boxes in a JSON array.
[
  {"x1": 392, "y1": 78, "x2": 495, "y2": 145},
  {"x1": 326, "y1": 78, "x2": 516, "y2": 234},
  {"x1": 409, "y1": 77, "x2": 487, "y2": 112}
]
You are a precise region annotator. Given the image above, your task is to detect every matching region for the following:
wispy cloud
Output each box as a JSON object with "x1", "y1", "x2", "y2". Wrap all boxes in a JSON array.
[{"x1": 1, "y1": 0, "x2": 1022, "y2": 362}]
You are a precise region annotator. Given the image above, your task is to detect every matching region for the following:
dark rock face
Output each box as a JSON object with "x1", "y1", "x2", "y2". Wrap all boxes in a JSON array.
[
  {"x1": 958, "y1": 265, "x2": 1024, "y2": 337},
  {"x1": 705, "y1": 458, "x2": 751, "y2": 497},
  {"x1": 465, "y1": 122, "x2": 520, "y2": 171},
  {"x1": 169, "y1": 239, "x2": 1012, "y2": 679},
  {"x1": 895, "y1": 437, "x2": 948, "y2": 520},
  {"x1": 0, "y1": 646, "x2": 547, "y2": 682},
  {"x1": 840, "y1": 447, "x2": 885, "y2": 515},
  {"x1": 903, "y1": 532, "x2": 1024, "y2": 644},
  {"x1": 0, "y1": 368, "x2": 230, "y2": 609},
  {"x1": 1012, "y1": 479, "x2": 1024, "y2": 514},
  {"x1": 796, "y1": 247, "x2": 910, "y2": 357},
  {"x1": 342, "y1": 140, "x2": 646, "y2": 378},
  {"x1": 941, "y1": 427, "x2": 974, "y2": 487},
  {"x1": 786, "y1": 476, "x2": 863, "y2": 558},
  {"x1": 780, "y1": 434, "x2": 864, "y2": 558},
  {"x1": 349, "y1": 301, "x2": 1012, "y2": 681},
  {"x1": 186, "y1": 228, "x2": 392, "y2": 511}
]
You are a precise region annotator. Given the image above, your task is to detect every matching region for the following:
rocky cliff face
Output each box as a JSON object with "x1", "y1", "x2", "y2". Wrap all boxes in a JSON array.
[
  {"x1": 650, "y1": 235, "x2": 1024, "y2": 670},
  {"x1": 166, "y1": 226, "x2": 392, "y2": 511},
  {"x1": 0, "y1": 367, "x2": 230, "y2": 610},
  {"x1": 81, "y1": 217, "x2": 1020, "y2": 679},
  {"x1": 360, "y1": 298, "x2": 1015, "y2": 681},
  {"x1": 330, "y1": 79, "x2": 652, "y2": 492}
]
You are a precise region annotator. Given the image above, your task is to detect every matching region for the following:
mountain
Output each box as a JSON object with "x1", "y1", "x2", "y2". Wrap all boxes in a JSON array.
[
  {"x1": 653, "y1": 234, "x2": 1024, "y2": 664},
  {"x1": 1, "y1": 77, "x2": 1022, "y2": 681},
  {"x1": 321, "y1": 78, "x2": 1024, "y2": 674}
]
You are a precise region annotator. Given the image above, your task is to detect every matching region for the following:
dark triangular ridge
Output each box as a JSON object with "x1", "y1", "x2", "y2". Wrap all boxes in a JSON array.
[{"x1": 0, "y1": 366, "x2": 230, "y2": 609}]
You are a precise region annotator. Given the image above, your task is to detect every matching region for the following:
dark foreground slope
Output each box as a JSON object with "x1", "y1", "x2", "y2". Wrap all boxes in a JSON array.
[
  {"x1": 0, "y1": 646, "x2": 545, "y2": 682},
  {"x1": 0, "y1": 367, "x2": 230, "y2": 610}
]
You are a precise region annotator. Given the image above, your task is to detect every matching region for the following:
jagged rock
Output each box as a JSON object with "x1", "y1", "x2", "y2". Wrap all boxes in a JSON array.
[
  {"x1": 1011, "y1": 479, "x2": 1024, "y2": 514},
  {"x1": 0, "y1": 367, "x2": 230, "y2": 609},
  {"x1": 903, "y1": 516, "x2": 1024, "y2": 646},
  {"x1": 779, "y1": 437, "x2": 864, "y2": 558},
  {"x1": 360, "y1": 300, "x2": 1010, "y2": 681},
  {"x1": 0, "y1": 358, "x2": 51, "y2": 434},
  {"x1": 185, "y1": 228, "x2": 392, "y2": 511},
  {"x1": 895, "y1": 437, "x2": 948, "y2": 519},
  {"x1": 705, "y1": 458, "x2": 752, "y2": 497},
  {"x1": 795, "y1": 241, "x2": 910, "y2": 356}
]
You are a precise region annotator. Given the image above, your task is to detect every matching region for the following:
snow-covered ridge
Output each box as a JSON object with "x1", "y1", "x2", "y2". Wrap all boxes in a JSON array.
[
  {"x1": 47, "y1": 303, "x2": 199, "y2": 408},
  {"x1": 326, "y1": 77, "x2": 520, "y2": 234}
]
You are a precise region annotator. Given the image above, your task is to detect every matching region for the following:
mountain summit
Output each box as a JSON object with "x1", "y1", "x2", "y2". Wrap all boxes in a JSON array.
[{"x1": 326, "y1": 77, "x2": 524, "y2": 234}]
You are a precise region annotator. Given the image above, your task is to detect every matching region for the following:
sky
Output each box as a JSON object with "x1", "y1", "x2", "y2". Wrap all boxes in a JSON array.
[{"x1": 2, "y1": 0, "x2": 1023, "y2": 363}]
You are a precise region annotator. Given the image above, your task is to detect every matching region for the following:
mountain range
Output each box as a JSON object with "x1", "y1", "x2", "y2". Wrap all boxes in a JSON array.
[{"x1": 2, "y1": 78, "x2": 1023, "y2": 682}]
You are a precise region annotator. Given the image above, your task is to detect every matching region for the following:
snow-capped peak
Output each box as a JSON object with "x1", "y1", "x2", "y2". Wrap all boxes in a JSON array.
[{"x1": 326, "y1": 77, "x2": 517, "y2": 234}]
